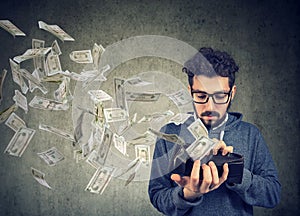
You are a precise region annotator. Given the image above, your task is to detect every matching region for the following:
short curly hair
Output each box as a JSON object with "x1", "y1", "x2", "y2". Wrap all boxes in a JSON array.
[{"x1": 183, "y1": 47, "x2": 239, "y2": 89}]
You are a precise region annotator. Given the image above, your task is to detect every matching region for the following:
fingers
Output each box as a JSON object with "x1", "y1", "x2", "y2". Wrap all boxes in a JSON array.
[
  {"x1": 171, "y1": 174, "x2": 186, "y2": 187},
  {"x1": 190, "y1": 160, "x2": 201, "y2": 192},
  {"x1": 219, "y1": 163, "x2": 229, "y2": 184},
  {"x1": 212, "y1": 140, "x2": 233, "y2": 155},
  {"x1": 208, "y1": 161, "x2": 219, "y2": 187}
]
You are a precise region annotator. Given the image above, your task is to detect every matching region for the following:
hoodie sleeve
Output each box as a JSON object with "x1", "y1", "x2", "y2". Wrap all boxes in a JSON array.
[
  {"x1": 226, "y1": 131, "x2": 281, "y2": 208},
  {"x1": 148, "y1": 137, "x2": 203, "y2": 216}
]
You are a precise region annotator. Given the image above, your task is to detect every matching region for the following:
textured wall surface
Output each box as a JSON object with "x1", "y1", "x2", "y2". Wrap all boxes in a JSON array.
[{"x1": 0, "y1": 0, "x2": 299, "y2": 215}]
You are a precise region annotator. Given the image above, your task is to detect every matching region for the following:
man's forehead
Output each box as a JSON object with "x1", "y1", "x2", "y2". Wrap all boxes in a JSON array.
[{"x1": 193, "y1": 75, "x2": 230, "y2": 91}]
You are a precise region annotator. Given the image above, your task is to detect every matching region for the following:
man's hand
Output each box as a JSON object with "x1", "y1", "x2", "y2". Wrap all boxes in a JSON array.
[{"x1": 171, "y1": 140, "x2": 233, "y2": 200}]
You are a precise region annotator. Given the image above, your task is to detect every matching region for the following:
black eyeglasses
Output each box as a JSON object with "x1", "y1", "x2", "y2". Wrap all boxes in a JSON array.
[{"x1": 191, "y1": 89, "x2": 232, "y2": 104}]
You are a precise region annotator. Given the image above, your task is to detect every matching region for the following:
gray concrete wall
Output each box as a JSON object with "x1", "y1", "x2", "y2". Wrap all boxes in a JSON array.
[{"x1": 0, "y1": 0, "x2": 299, "y2": 215}]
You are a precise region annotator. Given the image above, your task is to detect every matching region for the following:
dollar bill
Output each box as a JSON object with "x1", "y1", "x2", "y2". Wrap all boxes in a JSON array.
[
  {"x1": 81, "y1": 130, "x2": 97, "y2": 157},
  {"x1": 0, "y1": 20, "x2": 26, "y2": 37},
  {"x1": 104, "y1": 108, "x2": 128, "y2": 123},
  {"x1": 54, "y1": 76, "x2": 70, "y2": 102},
  {"x1": 135, "y1": 144, "x2": 151, "y2": 165},
  {"x1": 38, "y1": 21, "x2": 74, "y2": 42},
  {"x1": 18, "y1": 68, "x2": 48, "y2": 94},
  {"x1": 37, "y1": 147, "x2": 64, "y2": 166},
  {"x1": 94, "y1": 103, "x2": 105, "y2": 124},
  {"x1": 113, "y1": 133, "x2": 127, "y2": 156},
  {"x1": 73, "y1": 149, "x2": 84, "y2": 163},
  {"x1": 127, "y1": 131, "x2": 156, "y2": 146},
  {"x1": 13, "y1": 47, "x2": 51, "y2": 64},
  {"x1": 88, "y1": 90, "x2": 112, "y2": 104},
  {"x1": 95, "y1": 126, "x2": 113, "y2": 165},
  {"x1": 45, "y1": 53, "x2": 62, "y2": 76},
  {"x1": 73, "y1": 111, "x2": 86, "y2": 145},
  {"x1": 51, "y1": 40, "x2": 62, "y2": 55},
  {"x1": 70, "y1": 50, "x2": 93, "y2": 64},
  {"x1": 29, "y1": 96, "x2": 69, "y2": 111},
  {"x1": 124, "y1": 160, "x2": 143, "y2": 186},
  {"x1": 31, "y1": 167, "x2": 52, "y2": 189},
  {"x1": 0, "y1": 69, "x2": 7, "y2": 105},
  {"x1": 125, "y1": 77, "x2": 152, "y2": 86},
  {"x1": 0, "y1": 104, "x2": 18, "y2": 124},
  {"x1": 32, "y1": 39, "x2": 46, "y2": 77},
  {"x1": 113, "y1": 77, "x2": 128, "y2": 111},
  {"x1": 187, "y1": 118, "x2": 208, "y2": 139},
  {"x1": 186, "y1": 136, "x2": 218, "y2": 161},
  {"x1": 168, "y1": 113, "x2": 192, "y2": 125},
  {"x1": 167, "y1": 89, "x2": 192, "y2": 106},
  {"x1": 114, "y1": 157, "x2": 140, "y2": 178},
  {"x1": 39, "y1": 123, "x2": 75, "y2": 142},
  {"x1": 5, "y1": 112, "x2": 26, "y2": 132},
  {"x1": 137, "y1": 110, "x2": 174, "y2": 124},
  {"x1": 86, "y1": 150, "x2": 103, "y2": 169},
  {"x1": 28, "y1": 69, "x2": 39, "y2": 92},
  {"x1": 9, "y1": 59, "x2": 28, "y2": 94},
  {"x1": 40, "y1": 73, "x2": 65, "y2": 83},
  {"x1": 13, "y1": 90, "x2": 28, "y2": 113},
  {"x1": 82, "y1": 64, "x2": 111, "y2": 88},
  {"x1": 85, "y1": 166, "x2": 115, "y2": 194},
  {"x1": 4, "y1": 127, "x2": 36, "y2": 157},
  {"x1": 92, "y1": 43, "x2": 105, "y2": 69},
  {"x1": 148, "y1": 128, "x2": 185, "y2": 146},
  {"x1": 126, "y1": 92, "x2": 161, "y2": 102}
]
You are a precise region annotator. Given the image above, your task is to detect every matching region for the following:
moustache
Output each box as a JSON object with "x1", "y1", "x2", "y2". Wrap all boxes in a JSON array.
[{"x1": 200, "y1": 111, "x2": 220, "y2": 117}]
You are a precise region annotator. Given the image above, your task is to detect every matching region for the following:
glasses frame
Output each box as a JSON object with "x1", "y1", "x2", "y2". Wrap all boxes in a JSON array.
[{"x1": 191, "y1": 88, "x2": 232, "y2": 104}]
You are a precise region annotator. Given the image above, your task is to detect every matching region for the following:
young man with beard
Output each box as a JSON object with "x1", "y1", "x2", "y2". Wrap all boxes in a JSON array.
[{"x1": 148, "y1": 47, "x2": 281, "y2": 215}]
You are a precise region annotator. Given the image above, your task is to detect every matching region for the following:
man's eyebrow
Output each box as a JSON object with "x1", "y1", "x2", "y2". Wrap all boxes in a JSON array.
[{"x1": 191, "y1": 89, "x2": 229, "y2": 94}]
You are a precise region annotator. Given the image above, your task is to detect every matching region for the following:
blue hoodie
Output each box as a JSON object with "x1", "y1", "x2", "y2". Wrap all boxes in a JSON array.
[{"x1": 148, "y1": 112, "x2": 281, "y2": 216}]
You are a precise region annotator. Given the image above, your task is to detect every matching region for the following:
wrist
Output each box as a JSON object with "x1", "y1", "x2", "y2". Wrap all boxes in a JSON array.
[{"x1": 182, "y1": 187, "x2": 203, "y2": 201}]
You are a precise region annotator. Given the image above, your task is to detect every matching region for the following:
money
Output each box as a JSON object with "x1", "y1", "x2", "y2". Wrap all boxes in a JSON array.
[
  {"x1": 137, "y1": 110, "x2": 174, "y2": 124},
  {"x1": 148, "y1": 128, "x2": 185, "y2": 146},
  {"x1": 4, "y1": 127, "x2": 36, "y2": 157},
  {"x1": 114, "y1": 157, "x2": 140, "y2": 178},
  {"x1": 168, "y1": 113, "x2": 192, "y2": 125},
  {"x1": 37, "y1": 147, "x2": 64, "y2": 166},
  {"x1": 70, "y1": 50, "x2": 93, "y2": 64},
  {"x1": 29, "y1": 96, "x2": 69, "y2": 111},
  {"x1": 186, "y1": 136, "x2": 218, "y2": 161},
  {"x1": 5, "y1": 112, "x2": 26, "y2": 132},
  {"x1": 113, "y1": 77, "x2": 128, "y2": 111},
  {"x1": 135, "y1": 144, "x2": 151, "y2": 165},
  {"x1": 126, "y1": 92, "x2": 161, "y2": 102},
  {"x1": 18, "y1": 68, "x2": 48, "y2": 94},
  {"x1": 125, "y1": 77, "x2": 152, "y2": 86},
  {"x1": 39, "y1": 123, "x2": 75, "y2": 142},
  {"x1": 124, "y1": 160, "x2": 143, "y2": 186},
  {"x1": 73, "y1": 111, "x2": 86, "y2": 145},
  {"x1": 95, "y1": 126, "x2": 113, "y2": 165},
  {"x1": 54, "y1": 77, "x2": 70, "y2": 102},
  {"x1": 59, "y1": 70, "x2": 88, "y2": 82},
  {"x1": 167, "y1": 89, "x2": 192, "y2": 106},
  {"x1": 9, "y1": 59, "x2": 28, "y2": 94},
  {"x1": 13, "y1": 90, "x2": 28, "y2": 113},
  {"x1": 31, "y1": 167, "x2": 52, "y2": 189},
  {"x1": 127, "y1": 131, "x2": 156, "y2": 146},
  {"x1": 0, "y1": 69, "x2": 7, "y2": 105},
  {"x1": 32, "y1": 39, "x2": 46, "y2": 77},
  {"x1": 187, "y1": 118, "x2": 208, "y2": 139},
  {"x1": 45, "y1": 53, "x2": 62, "y2": 76},
  {"x1": 104, "y1": 108, "x2": 128, "y2": 123},
  {"x1": 0, "y1": 20, "x2": 26, "y2": 37},
  {"x1": 113, "y1": 133, "x2": 127, "y2": 156},
  {"x1": 92, "y1": 43, "x2": 105, "y2": 69},
  {"x1": 13, "y1": 47, "x2": 51, "y2": 64},
  {"x1": 40, "y1": 73, "x2": 65, "y2": 83},
  {"x1": 0, "y1": 104, "x2": 18, "y2": 124},
  {"x1": 85, "y1": 166, "x2": 115, "y2": 194},
  {"x1": 86, "y1": 150, "x2": 102, "y2": 169},
  {"x1": 94, "y1": 103, "x2": 105, "y2": 124},
  {"x1": 82, "y1": 64, "x2": 111, "y2": 88},
  {"x1": 88, "y1": 90, "x2": 112, "y2": 104},
  {"x1": 51, "y1": 40, "x2": 62, "y2": 55},
  {"x1": 38, "y1": 21, "x2": 74, "y2": 42},
  {"x1": 73, "y1": 149, "x2": 84, "y2": 163}
]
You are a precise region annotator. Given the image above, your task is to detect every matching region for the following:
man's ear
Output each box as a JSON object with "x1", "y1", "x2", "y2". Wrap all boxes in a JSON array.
[{"x1": 231, "y1": 85, "x2": 237, "y2": 100}]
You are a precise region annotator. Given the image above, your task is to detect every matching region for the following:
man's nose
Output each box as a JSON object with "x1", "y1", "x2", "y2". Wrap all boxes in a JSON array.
[{"x1": 206, "y1": 97, "x2": 215, "y2": 110}]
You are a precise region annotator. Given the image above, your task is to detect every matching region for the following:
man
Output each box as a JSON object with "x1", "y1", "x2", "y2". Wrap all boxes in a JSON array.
[{"x1": 148, "y1": 47, "x2": 281, "y2": 215}]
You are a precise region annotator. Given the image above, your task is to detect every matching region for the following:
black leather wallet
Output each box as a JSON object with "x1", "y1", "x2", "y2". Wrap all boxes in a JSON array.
[{"x1": 184, "y1": 152, "x2": 244, "y2": 184}]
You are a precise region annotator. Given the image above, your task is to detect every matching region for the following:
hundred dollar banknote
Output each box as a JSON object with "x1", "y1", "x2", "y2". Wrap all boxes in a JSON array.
[
  {"x1": 167, "y1": 89, "x2": 192, "y2": 106},
  {"x1": 0, "y1": 104, "x2": 18, "y2": 124},
  {"x1": 126, "y1": 92, "x2": 161, "y2": 102},
  {"x1": 187, "y1": 118, "x2": 208, "y2": 139},
  {"x1": 88, "y1": 89, "x2": 112, "y2": 104},
  {"x1": 104, "y1": 108, "x2": 128, "y2": 123},
  {"x1": 0, "y1": 69, "x2": 7, "y2": 105},
  {"x1": 148, "y1": 128, "x2": 185, "y2": 146},
  {"x1": 39, "y1": 123, "x2": 75, "y2": 142},
  {"x1": 85, "y1": 166, "x2": 115, "y2": 194},
  {"x1": 45, "y1": 53, "x2": 62, "y2": 76},
  {"x1": 4, "y1": 127, "x2": 36, "y2": 157},
  {"x1": 5, "y1": 112, "x2": 26, "y2": 132},
  {"x1": 31, "y1": 167, "x2": 52, "y2": 189},
  {"x1": 9, "y1": 59, "x2": 28, "y2": 94},
  {"x1": 37, "y1": 147, "x2": 65, "y2": 166},
  {"x1": 13, "y1": 90, "x2": 28, "y2": 113},
  {"x1": 92, "y1": 43, "x2": 105, "y2": 69},
  {"x1": 38, "y1": 21, "x2": 74, "y2": 42},
  {"x1": 32, "y1": 39, "x2": 46, "y2": 77},
  {"x1": 29, "y1": 95, "x2": 69, "y2": 111},
  {"x1": 70, "y1": 50, "x2": 93, "y2": 64},
  {"x1": 0, "y1": 20, "x2": 26, "y2": 37},
  {"x1": 13, "y1": 47, "x2": 51, "y2": 64},
  {"x1": 51, "y1": 40, "x2": 62, "y2": 55},
  {"x1": 18, "y1": 68, "x2": 48, "y2": 94}
]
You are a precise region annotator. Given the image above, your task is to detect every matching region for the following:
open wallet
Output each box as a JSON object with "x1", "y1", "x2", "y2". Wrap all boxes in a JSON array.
[{"x1": 184, "y1": 152, "x2": 244, "y2": 184}]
